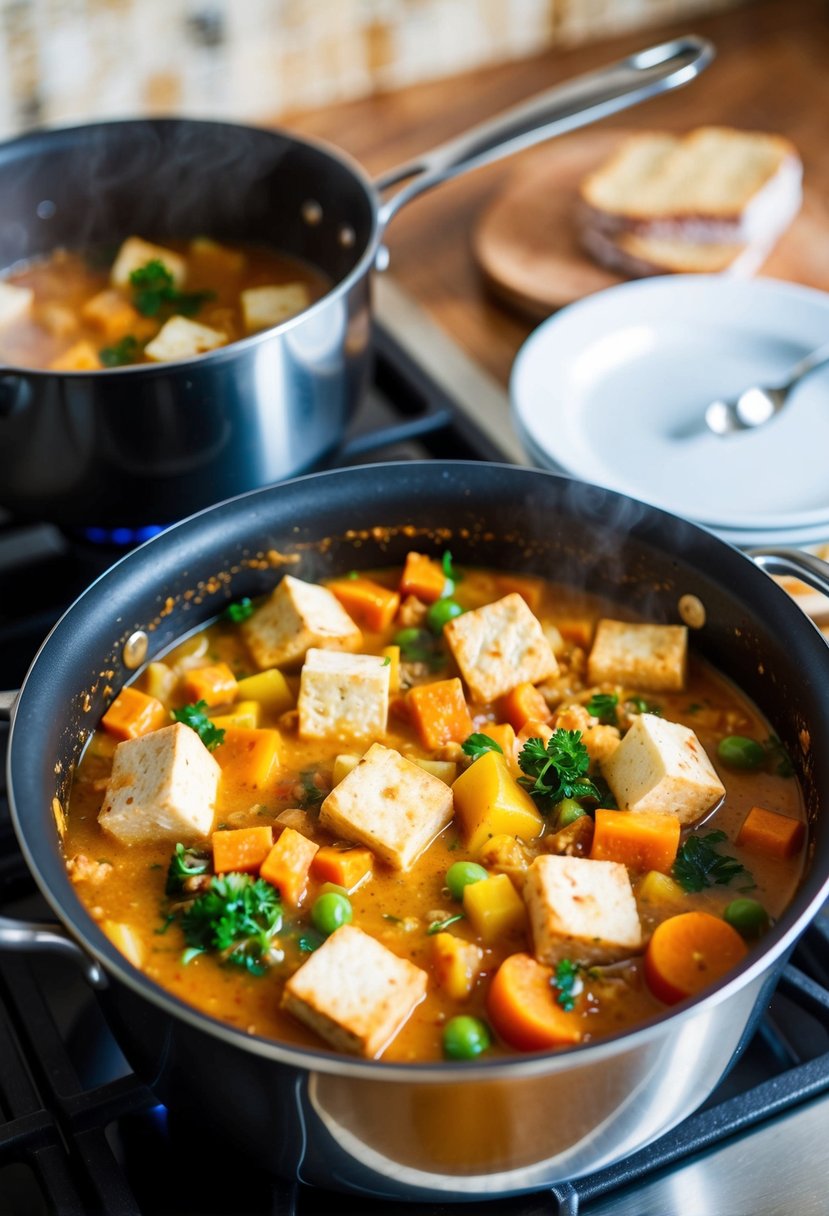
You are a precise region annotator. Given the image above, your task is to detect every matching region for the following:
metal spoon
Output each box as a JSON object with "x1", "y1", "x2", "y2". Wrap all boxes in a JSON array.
[{"x1": 705, "y1": 340, "x2": 829, "y2": 436}]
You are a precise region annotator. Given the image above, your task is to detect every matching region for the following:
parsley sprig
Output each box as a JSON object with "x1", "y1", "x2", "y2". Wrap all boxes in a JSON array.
[
  {"x1": 181, "y1": 873, "x2": 283, "y2": 975},
  {"x1": 99, "y1": 334, "x2": 141, "y2": 366},
  {"x1": 171, "y1": 700, "x2": 225, "y2": 751},
  {"x1": 517, "y1": 730, "x2": 600, "y2": 808},
  {"x1": 553, "y1": 959, "x2": 581, "y2": 1011},
  {"x1": 165, "y1": 843, "x2": 210, "y2": 895},
  {"x1": 672, "y1": 830, "x2": 754, "y2": 894},
  {"x1": 129, "y1": 259, "x2": 213, "y2": 319},
  {"x1": 587, "y1": 692, "x2": 619, "y2": 725},
  {"x1": 222, "y1": 597, "x2": 254, "y2": 624},
  {"x1": 462, "y1": 732, "x2": 503, "y2": 761}
]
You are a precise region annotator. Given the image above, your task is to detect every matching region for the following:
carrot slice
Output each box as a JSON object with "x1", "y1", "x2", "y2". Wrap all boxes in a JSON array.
[
  {"x1": 327, "y1": 577, "x2": 401, "y2": 632},
  {"x1": 399, "y1": 552, "x2": 446, "y2": 603},
  {"x1": 500, "y1": 682, "x2": 551, "y2": 732},
  {"x1": 212, "y1": 826, "x2": 274, "y2": 875},
  {"x1": 311, "y1": 845, "x2": 374, "y2": 892},
  {"x1": 644, "y1": 911, "x2": 748, "y2": 1005},
  {"x1": 407, "y1": 677, "x2": 474, "y2": 749},
  {"x1": 101, "y1": 686, "x2": 168, "y2": 741},
  {"x1": 487, "y1": 953, "x2": 582, "y2": 1051},
  {"x1": 590, "y1": 808, "x2": 681, "y2": 874},
  {"x1": 260, "y1": 828, "x2": 319, "y2": 906},
  {"x1": 737, "y1": 805, "x2": 805, "y2": 859},
  {"x1": 181, "y1": 661, "x2": 238, "y2": 708}
]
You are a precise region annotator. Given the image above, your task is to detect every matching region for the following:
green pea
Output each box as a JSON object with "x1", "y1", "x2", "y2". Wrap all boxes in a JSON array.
[
  {"x1": 426, "y1": 598, "x2": 464, "y2": 634},
  {"x1": 446, "y1": 861, "x2": 488, "y2": 901},
  {"x1": 724, "y1": 898, "x2": 769, "y2": 939},
  {"x1": 717, "y1": 735, "x2": 766, "y2": 770},
  {"x1": 442, "y1": 1015, "x2": 491, "y2": 1060},
  {"x1": 311, "y1": 892, "x2": 353, "y2": 937},
  {"x1": 554, "y1": 798, "x2": 587, "y2": 829}
]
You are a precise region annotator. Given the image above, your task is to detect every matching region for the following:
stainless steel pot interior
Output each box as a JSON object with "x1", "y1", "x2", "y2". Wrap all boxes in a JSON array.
[{"x1": 5, "y1": 461, "x2": 829, "y2": 1199}]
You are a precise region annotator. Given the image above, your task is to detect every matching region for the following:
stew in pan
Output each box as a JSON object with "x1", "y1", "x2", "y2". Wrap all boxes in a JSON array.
[{"x1": 63, "y1": 556, "x2": 806, "y2": 1062}]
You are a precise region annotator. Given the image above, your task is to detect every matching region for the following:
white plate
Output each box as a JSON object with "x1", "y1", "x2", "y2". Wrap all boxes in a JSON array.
[{"x1": 510, "y1": 276, "x2": 829, "y2": 532}]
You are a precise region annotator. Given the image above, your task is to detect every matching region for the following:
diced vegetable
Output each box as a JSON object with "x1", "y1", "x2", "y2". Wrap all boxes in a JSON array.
[
  {"x1": 481, "y1": 722, "x2": 518, "y2": 768},
  {"x1": 332, "y1": 753, "x2": 362, "y2": 785},
  {"x1": 487, "y1": 953, "x2": 582, "y2": 1050},
  {"x1": 590, "y1": 808, "x2": 681, "y2": 874},
  {"x1": 425, "y1": 598, "x2": 464, "y2": 634},
  {"x1": 311, "y1": 845, "x2": 374, "y2": 893},
  {"x1": 501, "y1": 682, "x2": 551, "y2": 732},
  {"x1": 143, "y1": 661, "x2": 176, "y2": 704},
  {"x1": 209, "y1": 700, "x2": 261, "y2": 730},
  {"x1": 452, "y1": 750, "x2": 544, "y2": 853},
  {"x1": 493, "y1": 573, "x2": 544, "y2": 613},
  {"x1": 717, "y1": 735, "x2": 766, "y2": 770},
  {"x1": 101, "y1": 920, "x2": 145, "y2": 969},
  {"x1": 636, "y1": 869, "x2": 686, "y2": 907},
  {"x1": 478, "y1": 834, "x2": 529, "y2": 888},
  {"x1": 446, "y1": 861, "x2": 489, "y2": 901},
  {"x1": 381, "y1": 644, "x2": 400, "y2": 693},
  {"x1": 260, "y1": 828, "x2": 319, "y2": 906},
  {"x1": 442, "y1": 1014, "x2": 491, "y2": 1060},
  {"x1": 462, "y1": 873, "x2": 526, "y2": 944},
  {"x1": 723, "y1": 897, "x2": 770, "y2": 939},
  {"x1": 181, "y1": 661, "x2": 238, "y2": 708},
  {"x1": 413, "y1": 758, "x2": 457, "y2": 784},
  {"x1": 101, "y1": 686, "x2": 168, "y2": 741},
  {"x1": 644, "y1": 911, "x2": 748, "y2": 1005},
  {"x1": 407, "y1": 678, "x2": 474, "y2": 750},
  {"x1": 736, "y1": 805, "x2": 805, "y2": 859},
  {"x1": 553, "y1": 798, "x2": 587, "y2": 829},
  {"x1": 431, "y1": 933, "x2": 482, "y2": 1001},
  {"x1": 212, "y1": 826, "x2": 274, "y2": 875},
  {"x1": 212, "y1": 727, "x2": 280, "y2": 790},
  {"x1": 327, "y1": 576, "x2": 401, "y2": 632},
  {"x1": 400, "y1": 552, "x2": 446, "y2": 603},
  {"x1": 235, "y1": 668, "x2": 294, "y2": 715},
  {"x1": 49, "y1": 340, "x2": 102, "y2": 370},
  {"x1": 311, "y1": 891, "x2": 353, "y2": 936}
]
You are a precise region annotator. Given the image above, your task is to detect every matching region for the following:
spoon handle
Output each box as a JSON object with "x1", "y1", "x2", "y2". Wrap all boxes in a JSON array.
[{"x1": 782, "y1": 340, "x2": 829, "y2": 390}]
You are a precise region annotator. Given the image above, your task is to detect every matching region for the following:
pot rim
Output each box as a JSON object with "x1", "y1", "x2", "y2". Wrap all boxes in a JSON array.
[
  {"x1": 8, "y1": 459, "x2": 829, "y2": 1082},
  {"x1": 0, "y1": 114, "x2": 383, "y2": 378}
]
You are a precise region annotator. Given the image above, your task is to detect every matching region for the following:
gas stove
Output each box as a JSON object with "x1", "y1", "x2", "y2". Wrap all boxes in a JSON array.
[{"x1": 1, "y1": 284, "x2": 828, "y2": 1215}]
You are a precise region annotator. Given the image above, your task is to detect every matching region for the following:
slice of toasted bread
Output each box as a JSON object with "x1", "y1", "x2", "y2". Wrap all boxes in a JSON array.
[
  {"x1": 579, "y1": 127, "x2": 802, "y2": 243},
  {"x1": 580, "y1": 227, "x2": 771, "y2": 278}
]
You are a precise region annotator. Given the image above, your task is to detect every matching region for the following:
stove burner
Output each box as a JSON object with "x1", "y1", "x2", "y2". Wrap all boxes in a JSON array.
[{"x1": 79, "y1": 524, "x2": 168, "y2": 546}]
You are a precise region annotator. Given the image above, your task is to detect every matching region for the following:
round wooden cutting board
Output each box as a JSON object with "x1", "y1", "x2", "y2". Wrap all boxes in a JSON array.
[{"x1": 473, "y1": 128, "x2": 829, "y2": 319}]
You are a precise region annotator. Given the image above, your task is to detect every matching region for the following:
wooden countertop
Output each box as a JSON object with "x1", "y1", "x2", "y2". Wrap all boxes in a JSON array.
[{"x1": 283, "y1": 0, "x2": 829, "y2": 388}]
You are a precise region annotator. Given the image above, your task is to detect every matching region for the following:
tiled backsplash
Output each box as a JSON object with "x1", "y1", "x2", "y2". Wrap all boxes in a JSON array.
[{"x1": 0, "y1": 0, "x2": 741, "y2": 137}]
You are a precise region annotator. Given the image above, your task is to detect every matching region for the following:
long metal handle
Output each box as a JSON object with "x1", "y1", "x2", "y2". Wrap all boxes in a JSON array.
[
  {"x1": 780, "y1": 341, "x2": 829, "y2": 390},
  {"x1": 0, "y1": 689, "x2": 17, "y2": 721},
  {"x1": 0, "y1": 916, "x2": 106, "y2": 987},
  {"x1": 751, "y1": 547, "x2": 829, "y2": 601},
  {"x1": 375, "y1": 34, "x2": 714, "y2": 229}
]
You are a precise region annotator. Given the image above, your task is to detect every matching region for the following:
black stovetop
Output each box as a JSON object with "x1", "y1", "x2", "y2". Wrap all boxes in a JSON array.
[{"x1": 2, "y1": 321, "x2": 829, "y2": 1216}]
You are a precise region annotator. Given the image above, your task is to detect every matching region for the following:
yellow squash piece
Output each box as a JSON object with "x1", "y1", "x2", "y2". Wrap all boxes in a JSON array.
[
  {"x1": 451, "y1": 750, "x2": 544, "y2": 853},
  {"x1": 381, "y1": 644, "x2": 400, "y2": 693},
  {"x1": 101, "y1": 920, "x2": 145, "y2": 969},
  {"x1": 210, "y1": 700, "x2": 261, "y2": 730},
  {"x1": 414, "y1": 758, "x2": 458, "y2": 784},
  {"x1": 637, "y1": 869, "x2": 686, "y2": 907},
  {"x1": 332, "y1": 753, "x2": 362, "y2": 785},
  {"x1": 431, "y1": 932, "x2": 482, "y2": 1000},
  {"x1": 235, "y1": 668, "x2": 294, "y2": 716},
  {"x1": 462, "y1": 873, "x2": 527, "y2": 944}
]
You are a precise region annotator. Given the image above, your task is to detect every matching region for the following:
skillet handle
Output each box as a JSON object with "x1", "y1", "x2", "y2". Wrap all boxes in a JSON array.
[
  {"x1": 751, "y1": 547, "x2": 829, "y2": 601},
  {"x1": 374, "y1": 34, "x2": 714, "y2": 228},
  {"x1": 0, "y1": 917, "x2": 107, "y2": 988}
]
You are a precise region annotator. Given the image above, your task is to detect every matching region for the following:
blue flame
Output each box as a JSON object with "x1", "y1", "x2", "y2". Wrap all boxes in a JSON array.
[{"x1": 81, "y1": 524, "x2": 167, "y2": 546}]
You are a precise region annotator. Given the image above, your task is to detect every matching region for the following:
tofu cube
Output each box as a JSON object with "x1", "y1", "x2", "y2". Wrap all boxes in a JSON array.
[
  {"x1": 524, "y1": 854, "x2": 642, "y2": 966},
  {"x1": 241, "y1": 283, "x2": 310, "y2": 333},
  {"x1": 241, "y1": 575, "x2": 362, "y2": 670},
  {"x1": 588, "y1": 620, "x2": 687, "y2": 692},
  {"x1": 144, "y1": 315, "x2": 226, "y2": 362},
  {"x1": 110, "y1": 236, "x2": 187, "y2": 289},
  {"x1": 98, "y1": 722, "x2": 220, "y2": 845},
  {"x1": 319, "y1": 742, "x2": 453, "y2": 870},
  {"x1": 602, "y1": 713, "x2": 725, "y2": 826},
  {"x1": 281, "y1": 924, "x2": 428, "y2": 1057},
  {"x1": 444, "y1": 593, "x2": 558, "y2": 703},
  {"x1": 298, "y1": 649, "x2": 390, "y2": 740},
  {"x1": 0, "y1": 281, "x2": 33, "y2": 327}
]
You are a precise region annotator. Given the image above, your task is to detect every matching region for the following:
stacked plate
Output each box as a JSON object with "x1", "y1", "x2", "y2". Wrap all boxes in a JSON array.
[{"x1": 510, "y1": 276, "x2": 829, "y2": 550}]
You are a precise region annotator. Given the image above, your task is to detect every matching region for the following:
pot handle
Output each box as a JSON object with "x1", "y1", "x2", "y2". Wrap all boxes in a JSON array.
[
  {"x1": 0, "y1": 916, "x2": 106, "y2": 988},
  {"x1": 0, "y1": 689, "x2": 17, "y2": 720},
  {"x1": 751, "y1": 547, "x2": 829, "y2": 601},
  {"x1": 374, "y1": 34, "x2": 714, "y2": 228}
]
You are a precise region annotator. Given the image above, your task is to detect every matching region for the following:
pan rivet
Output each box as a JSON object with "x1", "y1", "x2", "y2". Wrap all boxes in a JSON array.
[
  {"x1": 123, "y1": 630, "x2": 149, "y2": 669},
  {"x1": 301, "y1": 200, "x2": 323, "y2": 225},
  {"x1": 678, "y1": 594, "x2": 706, "y2": 629},
  {"x1": 338, "y1": 225, "x2": 356, "y2": 248}
]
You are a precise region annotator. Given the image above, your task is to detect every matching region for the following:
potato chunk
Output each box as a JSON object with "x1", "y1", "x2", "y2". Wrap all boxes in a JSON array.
[
  {"x1": 602, "y1": 713, "x2": 725, "y2": 826},
  {"x1": 99, "y1": 722, "x2": 220, "y2": 844},
  {"x1": 524, "y1": 854, "x2": 642, "y2": 966},
  {"x1": 588, "y1": 620, "x2": 687, "y2": 692},
  {"x1": 319, "y1": 742, "x2": 453, "y2": 870},
  {"x1": 452, "y1": 750, "x2": 544, "y2": 854},
  {"x1": 444, "y1": 593, "x2": 558, "y2": 703},
  {"x1": 298, "y1": 649, "x2": 390, "y2": 740},
  {"x1": 281, "y1": 924, "x2": 427, "y2": 1057},
  {"x1": 241, "y1": 575, "x2": 362, "y2": 670}
]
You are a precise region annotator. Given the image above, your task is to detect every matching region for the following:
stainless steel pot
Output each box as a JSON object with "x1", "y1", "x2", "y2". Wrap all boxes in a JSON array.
[
  {"x1": 2, "y1": 461, "x2": 829, "y2": 1202},
  {"x1": 0, "y1": 36, "x2": 711, "y2": 531}
]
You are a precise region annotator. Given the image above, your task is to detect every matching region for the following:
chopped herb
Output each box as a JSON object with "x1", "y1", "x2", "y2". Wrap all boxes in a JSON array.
[
  {"x1": 129, "y1": 259, "x2": 214, "y2": 319},
  {"x1": 462, "y1": 732, "x2": 504, "y2": 760},
  {"x1": 383, "y1": 914, "x2": 404, "y2": 924},
  {"x1": 552, "y1": 959, "x2": 581, "y2": 1011},
  {"x1": 171, "y1": 700, "x2": 225, "y2": 751},
  {"x1": 165, "y1": 842, "x2": 211, "y2": 895},
  {"x1": 686, "y1": 702, "x2": 704, "y2": 714},
  {"x1": 382, "y1": 655, "x2": 391, "y2": 666},
  {"x1": 517, "y1": 730, "x2": 600, "y2": 809},
  {"x1": 99, "y1": 334, "x2": 140, "y2": 366},
  {"x1": 393, "y1": 627, "x2": 445, "y2": 669},
  {"x1": 154, "y1": 912, "x2": 176, "y2": 936},
  {"x1": 222, "y1": 597, "x2": 254, "y2": 623},
  {"x1": 297, "y1": 930, "x2": 324, "y2": 953},
  {"x1": 181, "y1": 872, "x2": 283, "y2": 975},
  {"x1": 587, "y1": 692, "x2": 619, "y2": 725},
  {"x1": 765, "y1": 735, "x2": 795, "y2": 778},
  {"x1": 442, "y1": 551, "x2": 462, "y2": 583},
  {"x1": 345, "y1": 570, "x2": 359, "y2": 580},
  {"x1": 298, "y1": 769, "x2": 325, "y2": 808},
  {"x1": 148, "y1": 862, "x2": 164, "y2": 871},
  {"x1": 427, "y1": 913, "x2": 465, "y2": 935},
  {"x1": 626, "y1": 696, "x2": 662, "y2": 716},
  {"x1": 672, "y1": 830, "x2": 754, "y2": 894},
  {"x1": 447, "y1": 837, "x2": 461, "y2": 852}
]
